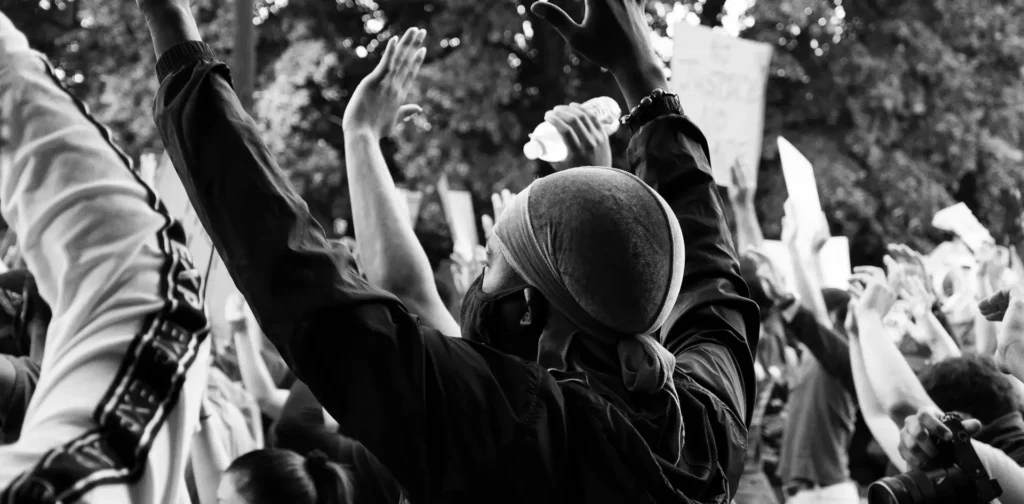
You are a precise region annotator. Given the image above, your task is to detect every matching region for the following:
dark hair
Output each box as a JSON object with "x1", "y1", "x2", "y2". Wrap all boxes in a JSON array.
[
  {"x1": 226, "y1": 449, "x2": 355, "y2": 504},
  {"x1": 919, "y1": 354, "x2": 1020, "y2": 424},
  {"x1": 821, "y1": 288, "x2": 850, "y2": 332}
]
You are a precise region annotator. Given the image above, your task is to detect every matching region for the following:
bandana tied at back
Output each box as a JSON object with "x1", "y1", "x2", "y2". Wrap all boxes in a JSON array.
[{"x1": 492, "y1": 167, "x2": 686, "y2": 461}]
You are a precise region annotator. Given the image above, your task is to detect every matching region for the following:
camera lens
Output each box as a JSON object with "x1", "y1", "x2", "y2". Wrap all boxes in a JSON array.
[{"x1": 868, "y1": 477, "x2": 908, "y2": 504}]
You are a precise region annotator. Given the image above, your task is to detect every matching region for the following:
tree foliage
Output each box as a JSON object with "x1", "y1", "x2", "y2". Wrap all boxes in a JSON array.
[{"x1": 13, "y1": 0, "x2": 1024, "y2": 267}]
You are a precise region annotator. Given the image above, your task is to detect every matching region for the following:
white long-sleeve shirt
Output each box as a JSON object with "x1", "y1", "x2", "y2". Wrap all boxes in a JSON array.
[{"x1": 0, "y1": 11, "x2": 210, "y2": 504}]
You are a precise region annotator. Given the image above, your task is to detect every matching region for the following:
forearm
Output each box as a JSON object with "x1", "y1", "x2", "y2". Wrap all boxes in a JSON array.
[
  {"x1": 788, "y1": 245, "x2": 832, "y2": 327},
  {"x1": 975, "y1": 310, "x2": 1000, "y2": 355},
  {"x1": 233, "y1": 326, "x2": 288, "y2": 419},
  {"x1": 850, "y1": 337, "x2": 908, "y2": 472},
  {"x1": 856, "y1": 310, "x2": 937, "y2": 425},
  {"x1": 344, "y1": 131, "x2": 459, "y2": 337},
  {"x1": 140, "y1": 4, "x2": 202, "y2": 58},
  {"x1": 921, "y1": 311, "x2": 961, "y2": 362},
  {"x1": 191, "y1": 419, "x2": 233, "y2": 504},
  {"x1": 732, "y1": 205, "x2": 763, "y2": 253},
  {"x1": 1001, "y1": 340, "x2": 1024, "y2": 384},
  {"x1": 974, "y1": 440, "x2": 1024, "y2": 504},
  {"x1": 785, "y1": 308, "x2": 855, "y2": 394},
  {"x1": 613, "y1": 62, "x2": 668, "y2": 110}
]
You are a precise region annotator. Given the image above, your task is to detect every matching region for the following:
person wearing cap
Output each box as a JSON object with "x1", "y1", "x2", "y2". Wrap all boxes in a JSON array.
[
  {"x1": 0, "y1": 11, "x2": 210, "y2": 503},
  {"x1": 138, "y1": 0, "x2": 757, "y2": 501}
]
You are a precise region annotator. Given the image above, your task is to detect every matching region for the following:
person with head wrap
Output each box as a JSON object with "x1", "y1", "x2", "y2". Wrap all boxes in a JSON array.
[{"x1": 140, "y1": 0, "x2": 758, "y2": 501}]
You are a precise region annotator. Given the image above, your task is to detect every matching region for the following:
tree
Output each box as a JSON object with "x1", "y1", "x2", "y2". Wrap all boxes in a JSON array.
[{"x1": 19, "y1": 0, "x2": 1024, "y2": 268}]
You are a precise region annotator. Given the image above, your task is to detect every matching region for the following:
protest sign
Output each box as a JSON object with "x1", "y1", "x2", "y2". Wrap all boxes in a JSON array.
[
  {"x1": 670, "y1": 23, "x2": 773, "y2": 188},
  {"x1": 932, "y1": 202, "x2": 994, "y2": 253},
  {"x1": 436, "y1": 175, "x2": 479, "y2": 258},
  {"x1": 761, "y1": 240, "x2": 797, "y2": 292},
  {"x1": 819, "y1": 237, "x2": 851, "y2": 289},
  {"x1": 778, "y1": 137, "x2": 824, "y2": 237}
]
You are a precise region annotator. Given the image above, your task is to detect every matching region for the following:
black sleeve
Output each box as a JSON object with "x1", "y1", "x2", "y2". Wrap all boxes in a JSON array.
[
  {"x1": 784, "y1": 307, "x2": 856, "y2": 396},
  {"x1": 152, "y1": 42, "x2": 567, "y2": 501},
  {"x1": 0, "y1": 355, "x2": 39, "y2": 443},
  {"x1": 626, "y1": 114, "x2": 760, "y2": 493}
]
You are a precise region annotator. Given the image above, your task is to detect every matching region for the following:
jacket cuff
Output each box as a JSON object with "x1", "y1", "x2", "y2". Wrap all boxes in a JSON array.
[{"x1": 157, "y1": 41, "x2": 217, "y2": 83}]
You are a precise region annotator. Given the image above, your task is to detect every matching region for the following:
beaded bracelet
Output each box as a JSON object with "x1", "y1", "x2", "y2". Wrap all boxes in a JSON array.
[{"x1": 620, "y1": 88, "x2": 684, "y2": 134}]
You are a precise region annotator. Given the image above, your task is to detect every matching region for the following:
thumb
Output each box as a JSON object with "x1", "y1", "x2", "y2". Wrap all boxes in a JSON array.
[
  {"x1": 963, "y1": 419, "x2": 984, "y2": 436},
  {"x1": 530, "y1": 1, "x2": 582, "y2": 41},
  {"x1": 481, "y1": 214, "x2": 495, "y2": 238},
  {"x1": 396, "y1": 104, "x2": 423, "y2": 124}
]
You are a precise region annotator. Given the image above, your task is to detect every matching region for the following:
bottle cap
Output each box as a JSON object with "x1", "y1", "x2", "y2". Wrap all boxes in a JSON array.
[{"x1": 523, "y1": 140, "x2": 544, "y2": 160}]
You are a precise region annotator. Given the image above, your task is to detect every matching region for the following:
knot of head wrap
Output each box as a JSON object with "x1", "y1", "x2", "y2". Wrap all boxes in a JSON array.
[{"x1": 492, "y1": 167, "x2": 685, "y2": 396}]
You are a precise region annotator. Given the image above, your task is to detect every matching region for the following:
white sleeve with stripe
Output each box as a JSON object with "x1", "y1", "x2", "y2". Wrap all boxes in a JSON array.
[{"x1": 0, "y1": 12, "x2": 211, "y2": 504}]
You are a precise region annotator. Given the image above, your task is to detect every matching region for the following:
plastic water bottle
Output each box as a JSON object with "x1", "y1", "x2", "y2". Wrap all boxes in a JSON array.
[{"x1": 523, "y1": 96, "x2": 622, "y2": 163}]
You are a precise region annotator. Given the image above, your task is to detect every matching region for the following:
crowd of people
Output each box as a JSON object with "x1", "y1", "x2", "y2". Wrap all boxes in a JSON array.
[{"x1": 0, "y1": 0, "x2": 1023, "y2": 502}]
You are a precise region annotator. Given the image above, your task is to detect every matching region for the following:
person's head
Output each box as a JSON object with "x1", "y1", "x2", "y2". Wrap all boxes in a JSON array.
[
  {"x1": 919, "y1": 354, "x2": 1021, "y2": 424},
  {"x1": 0, "y1": 269, "x2": 49, "y2": 358},
  {"x1": 459, "y1": 167, "x2": 683, "y2": 389},
  {"x1": 821, "y1": 288, "x2": 851, "y2": 334},
  {"x1": 218, "y1": 449, "x2": 355, "y2": 504}
]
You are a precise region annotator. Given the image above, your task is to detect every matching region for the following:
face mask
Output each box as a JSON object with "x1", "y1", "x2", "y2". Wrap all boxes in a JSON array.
[{"x1": 459, "y1": 274, "x2": 542, "y2": 361}]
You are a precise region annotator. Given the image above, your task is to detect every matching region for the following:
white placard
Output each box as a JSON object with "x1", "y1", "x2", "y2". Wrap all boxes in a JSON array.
[
  {"x1": 932, "y1": 202, "x2": 994, "y2": 252},
  {"x1": 778, "y1": 137, "x2": 824, "y2": 237},
  {"x1": 819, "y1": 237, "x2": 851, "y2": 289},
  {"x1": 436, "y1": 175, "x2": 479, "y2": 257},
  {"x1": 670, "y1": 23, "x2": 773, "y2": 188},
  {"x1": 154, "y1": 154, "x2": 238, "y2": 347},
  {"x1": 760, "y1": 240, "x2": 796, "y2": 293}
]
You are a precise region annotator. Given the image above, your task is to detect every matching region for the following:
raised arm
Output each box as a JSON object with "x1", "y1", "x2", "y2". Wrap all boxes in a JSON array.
[
  {"x1": 529, "y1": 0, "x2": 759, "y2": 492},
  {"x1": 140, "y1": 3, "x2": 560, "y2": 499},
  {"x1": 341, "y1": 30, "x2": 459, "y2": 338}
]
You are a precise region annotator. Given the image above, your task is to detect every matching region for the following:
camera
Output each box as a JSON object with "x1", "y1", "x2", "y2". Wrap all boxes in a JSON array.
[{"x1": 868, "y1": 413, "x2": 1003, "y2": 504}]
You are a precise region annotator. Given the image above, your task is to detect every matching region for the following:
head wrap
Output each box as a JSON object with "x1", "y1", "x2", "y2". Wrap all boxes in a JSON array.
[{"x1": 492, "y1": 166, "x2": 684, "y2": 393}]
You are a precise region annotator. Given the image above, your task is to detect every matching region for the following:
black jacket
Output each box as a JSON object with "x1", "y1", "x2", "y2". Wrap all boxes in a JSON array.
[{"x1": 153, "y1": 41, "x2": 758, "y2": 503}]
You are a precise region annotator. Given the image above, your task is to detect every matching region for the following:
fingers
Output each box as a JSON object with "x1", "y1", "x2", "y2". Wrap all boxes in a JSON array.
[
  {"x1": 395, "y1": 104, "x2": 423, "y2": 124},
  {"x1": 569, "y1": 103, "x2": 604, "y2": 137},
  {"x1": 481, "y1": 214, "x2": 495, "y2": 238},
  {"x1": 900, "y1": 411, "x2": 946, "y2": 469},
  {"x1": 530, "y1": 1, "x2": 582, "y2": 43},
  {"x1": 963, "y1": 418, "x2": 984, "y2": 435},
  {"x1": 545, "y1": 109, "x2": 583, "y2": 151},
  {"x1": 373, "y1": 37, "x2": 399, "y2": 78},
  {"x1": 979, "y1": 288, "x2": 1011, "y2": 321},
  {"x1": 491, "y1": 193, "x2": 504, "y2": 218},
  {"x1": 393, "y1": 28, "x2": 427, "y2": 86}
]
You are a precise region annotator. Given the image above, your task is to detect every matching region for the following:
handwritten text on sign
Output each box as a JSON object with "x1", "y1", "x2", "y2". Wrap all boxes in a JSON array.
[{"x1": 670, "y1": 23, "x2": 773, "y2": 188}]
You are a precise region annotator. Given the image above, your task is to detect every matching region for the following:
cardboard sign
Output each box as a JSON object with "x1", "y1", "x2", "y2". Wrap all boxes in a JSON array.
[
  {"x1": 778, "y1": 137, "x2": 824, "y2": 237},
  {"x1": 436, "y1": 175, "x2": 479, "y2": 258},
  {"x1": 932, "y1": 202, "x2": 994, "y2": 253},
  {"x1": 670, "y1": 23, "x2": 773, "y2": 188},
  {"x1": 760, "y1": 240, "x2": 797, "y2": 292},
  {"x1": 819, "y1": 237, "x2": 851, "y2": 290}
]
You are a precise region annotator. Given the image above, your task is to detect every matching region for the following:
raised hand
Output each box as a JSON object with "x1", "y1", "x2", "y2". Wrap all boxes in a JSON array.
[
  {"x1": 888, "y1": 243, "x2": 935, "y2": 299},
  {"x1": 481, "y1": 189, "x2": 516, "y2": 238},
  {"x1": 530, "y1": 0, "x2": 655, "y2": 74},
  {"x1": 744, "y1": 249, "x2": 794, "y2": 305},
  {"x1": 728, "y1": 161, "x2": 754, "y2": 209},
  {"x1": 850, "y1": 257, "x2": 904, "y2": 316},
  {"x1": 546, "y1": 103, "x2": 613, "y2": 170},
  {"x1": 342, "y1": 28, "x2": 427, "y2": 138}
]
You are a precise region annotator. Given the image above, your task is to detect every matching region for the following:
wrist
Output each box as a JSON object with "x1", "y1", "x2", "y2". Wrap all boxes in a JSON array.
[
  {"x1": 342, "y1": 123, "x2": 381, "y2": 141},
  {"x1": 613, "y1": 63, "x2": 669, "y2": 110},
  {"x1": 143, "y1": 4, "x2": 202, "y2": 58}
]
